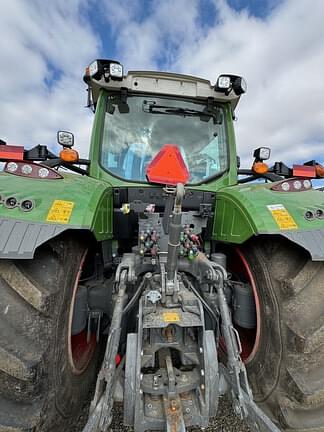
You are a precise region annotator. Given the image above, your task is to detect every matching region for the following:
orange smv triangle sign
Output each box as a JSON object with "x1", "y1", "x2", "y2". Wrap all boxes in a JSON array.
[{"x1": 146, "y1": 144, "x2": 189, "y2": 186}]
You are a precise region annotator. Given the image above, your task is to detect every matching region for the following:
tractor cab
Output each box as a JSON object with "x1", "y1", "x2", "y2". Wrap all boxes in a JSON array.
[{"x1": 84, "y1": 60, "x2": 246, "y2": 191}]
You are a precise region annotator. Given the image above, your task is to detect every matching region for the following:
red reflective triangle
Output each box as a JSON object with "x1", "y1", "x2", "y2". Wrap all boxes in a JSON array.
[{"x1": 146, "y1": 144, "x2": 189, "y2": 185}]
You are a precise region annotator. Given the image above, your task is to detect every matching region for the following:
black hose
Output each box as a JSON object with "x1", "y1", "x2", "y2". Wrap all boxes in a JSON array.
[
  {"x1": 182, "y1": 274, "x2": 219, "y2": 326},
  {"x1": 122, "y1": 278, "x2": 146, "y2": 315}
]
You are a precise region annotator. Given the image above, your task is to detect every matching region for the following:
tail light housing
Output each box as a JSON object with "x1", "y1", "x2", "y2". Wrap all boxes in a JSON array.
[
  {"x1": 0, "y1": 145, "x2": 24, "y2": 161},
  {"x1": 271, "y1": 178, "x2": 312, "y2": 192},
  {"x1": 4, "y1": 161, "x2": 63, "y2": 179}
]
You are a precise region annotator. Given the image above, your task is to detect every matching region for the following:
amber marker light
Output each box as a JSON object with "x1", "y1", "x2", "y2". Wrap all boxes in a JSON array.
[
  {"x1": 252, "y1": 161, "x2": 269, "y2": 174},
  {"x1": 59, "y1": 148, "x2": 79, "y2": 163},
  {"x1": 315, "y1": 164, "x2": 324, "y2": 178}
]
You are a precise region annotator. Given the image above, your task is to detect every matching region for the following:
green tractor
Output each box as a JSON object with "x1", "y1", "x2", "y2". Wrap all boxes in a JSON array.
[{"x1": 1, "y1": 59, "x2": 324, "y2": 432}]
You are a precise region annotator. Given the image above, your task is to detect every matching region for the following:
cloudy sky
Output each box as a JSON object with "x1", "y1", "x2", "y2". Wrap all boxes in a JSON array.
[{"x1": 1, "y1": 0, "x2": 323, "y2": 168}]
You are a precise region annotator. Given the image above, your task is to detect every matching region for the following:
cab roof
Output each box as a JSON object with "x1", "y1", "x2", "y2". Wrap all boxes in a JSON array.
[{"x1": 86, "y1": 68, "x2": 244, "y2": 111}]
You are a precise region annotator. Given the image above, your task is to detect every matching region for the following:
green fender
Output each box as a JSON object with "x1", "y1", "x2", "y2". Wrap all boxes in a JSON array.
[
  {"x1": 0, "y1": 172, "x2": 113, "y2": 259},
  {"x1": 212, "y1": 182, "x2": 324, "y2": 260}
]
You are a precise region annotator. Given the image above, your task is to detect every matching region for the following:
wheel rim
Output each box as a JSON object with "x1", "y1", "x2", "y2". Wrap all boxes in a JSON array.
[
  {"x1": 230, "y1": 248, "x2": 261, "y2": 364},
  {"x1": 68, "y1": 251, "x2": 96, "y2": 375},
  {"x1": 219, "y1": 248, "x2": 261, "y2": 364}
]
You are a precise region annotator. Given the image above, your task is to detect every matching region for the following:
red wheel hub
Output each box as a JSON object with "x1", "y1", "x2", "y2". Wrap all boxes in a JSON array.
[
  {"x1": 68, "y1": 252, "x2": 97, "y2": 375},
  {"x1": 230, "y1": 248, "x2": 260, "y2": 363},
  {"x1": 220, "y1": 248, "x2": 260, "y2": 364}
]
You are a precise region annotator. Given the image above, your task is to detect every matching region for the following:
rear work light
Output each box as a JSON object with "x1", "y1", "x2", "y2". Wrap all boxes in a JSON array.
[
  {"x1": 4, "y1": 161, "x2": 63, "y2": 179},
  {"x1": 271, "y1": 178, "x2": 312, "y2": 192}
]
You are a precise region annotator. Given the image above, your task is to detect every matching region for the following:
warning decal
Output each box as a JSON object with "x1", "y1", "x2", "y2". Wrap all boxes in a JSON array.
[
  {"x1": 46, "y1": 200, "x2": 74, "y2": 224},
  {"x1": 163, "y1": 312, "x2": 180, "y2": 322},
  {"x1": 267, "y1": 204, "x2": 298, "y2": 230}
]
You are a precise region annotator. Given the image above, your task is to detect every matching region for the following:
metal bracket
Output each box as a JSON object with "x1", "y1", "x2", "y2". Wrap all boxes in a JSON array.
[
  {"x1": 82, "y1": 269, "x2": 128, "y2": 432},
  {"x1": 87, "y1": 311, "x2": 102, "y2": 343}
]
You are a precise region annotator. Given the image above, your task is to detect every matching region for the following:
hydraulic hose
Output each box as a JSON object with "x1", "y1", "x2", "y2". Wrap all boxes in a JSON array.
[{"x1": 182, "y1": 274, "x2": 219, "y2": 327}]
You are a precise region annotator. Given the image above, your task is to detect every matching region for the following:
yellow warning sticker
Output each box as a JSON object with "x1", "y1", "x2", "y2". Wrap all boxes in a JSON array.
[
  {"x1": 163, "y1": 312, "x2": 180, "y2": 322},
  {"x1": 267, "y1": 204, "x2": 298, "y2": 230},
  {"x1": 46, "y1": 200, "x2": 75, "y2": 224}
]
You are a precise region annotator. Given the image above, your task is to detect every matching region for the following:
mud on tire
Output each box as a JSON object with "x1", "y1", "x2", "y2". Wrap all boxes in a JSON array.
[
  {"x1": 0, "y1": 236, "x2": 99, "y2": 431},
  {"x1": 241, "y1": 236, "x2": 324, "y2": 431}
]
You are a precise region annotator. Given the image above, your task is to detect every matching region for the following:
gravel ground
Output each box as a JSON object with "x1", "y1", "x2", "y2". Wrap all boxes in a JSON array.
[{"x1": 72, "y1": 396, "x2": 250, "y2": 431}]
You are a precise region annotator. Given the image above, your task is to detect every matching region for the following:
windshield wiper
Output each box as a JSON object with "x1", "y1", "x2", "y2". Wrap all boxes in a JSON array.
[{"x1": 142, "y1": 102, "x2": 215, "y2": 122}]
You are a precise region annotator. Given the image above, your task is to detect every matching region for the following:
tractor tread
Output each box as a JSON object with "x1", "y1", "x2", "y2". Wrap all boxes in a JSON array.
[
  {"x1": 0, "y1": 262, "x2": 50, "y2": 314},
  {"x1": 0, "y1": 394, "x2": 41, "y2": 431},
  {"x1": 284, "y1": 269, "x2": 324, "y2": 353},
  {"x1": 0, "y1": 237, "x2": 99, "y2": 431},
  {"x1": 0, "y1": 344, "x2": 39, "y2": 382},
  {"x1": 281, "y1": 260, "x2": 323, "y2": 296},
  {"x1": 0, "y1": 282, "x2": 43, "y2": 382},
  {"x1": 242, "y1": 237, "x2": 324, "y2": 431},
  {"x1": 279, "y1": 396, "x2": 324, "y2": 431},
  {"x1": 287, "y1": 366, "x2": 324, "y2": 405},
  {"x1": 286, "y1": 316, "x2": 324, "y2": 353}
]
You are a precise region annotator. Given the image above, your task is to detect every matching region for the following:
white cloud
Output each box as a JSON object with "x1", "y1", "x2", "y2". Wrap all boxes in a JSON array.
[
  {"x1": 102, "y1": 0, "x2": 324, "y2": 167},
  {"x1": 0, "y1": 0, "x2": 100, "y2": 157}
]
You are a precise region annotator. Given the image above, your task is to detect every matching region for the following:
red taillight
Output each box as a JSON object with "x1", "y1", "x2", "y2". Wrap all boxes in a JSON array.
[
  {"x1": 0, "y1": 145, "x2": 24, "y2": 161},
  {"x1": 271, "y1": 178, "x2": 312, "y2": 192},
  {"x1": 292, "y1": 164, "x2": 316, "y2": 178},
  {"x1": 4, "y1": 161, "x2": 63, "y2": 179}
]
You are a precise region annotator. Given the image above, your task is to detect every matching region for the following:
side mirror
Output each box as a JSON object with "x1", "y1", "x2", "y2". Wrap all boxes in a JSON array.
[
  {"x1": 57, "y1": 131, "x2": 74, "y2": 148},
  {"x1": 253, "y1": 147, "x2": 271, "y2": 161}
]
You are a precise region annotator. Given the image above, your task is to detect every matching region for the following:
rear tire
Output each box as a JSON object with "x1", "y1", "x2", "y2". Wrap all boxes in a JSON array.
[
  {"x1": 0, "y1": 236, "x2": 98, "y2": 431},
  {"x1": 239, "y1": 236, "x2": 324, "y2": 431}
]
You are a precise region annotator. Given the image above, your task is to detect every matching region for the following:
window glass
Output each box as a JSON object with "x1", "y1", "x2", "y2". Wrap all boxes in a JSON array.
[{"x1": 101, "y1": 94, "x2": 228, "y2": 184}]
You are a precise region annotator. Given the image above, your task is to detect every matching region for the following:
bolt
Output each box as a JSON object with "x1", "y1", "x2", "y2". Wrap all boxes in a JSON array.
[
  {"x1": 141, "y1": 350, "x2": 143, "y2": 356},
  {"x1": 147, "y1": 403, "x2": 153, "y2": 409},
  {"x1": 140, "y1": 373, "x2": 143, "y2": 381},
  {"x1": 185, "y1": 408, "x2": 191, "y2": 414},
  {"x1": 170, "y1": 400, "x2": 177, "y2": 412},
  {"x1": 139, "y1": 389, "x2": 143, "y2": 394},
  {"x1": 201, "y1": 369, "x2": 205, "y2": 376},
  {"x1": 199, "y1": 347, "x2": 203, "y2": 353},
  {"x1": 201, "y1": 384, "x2": 205, "y2": 390}
]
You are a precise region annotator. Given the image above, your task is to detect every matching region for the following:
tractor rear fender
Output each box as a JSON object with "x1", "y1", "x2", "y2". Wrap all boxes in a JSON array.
[
  {"x1": 213, "y1": 182, "x2": 324, "y2": 261},
  {"x1": 0, "y1": 172, "x2": 113, "y2": 259}
]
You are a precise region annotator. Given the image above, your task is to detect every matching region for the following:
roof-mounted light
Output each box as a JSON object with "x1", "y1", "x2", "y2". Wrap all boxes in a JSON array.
[
  {"x1": 217, "y1": 76, "x2": 231, "y2": 90},
  {"x1": 215, "y1": 74, "x2": 247, "y2": 96},
  {"x1": 109, "y1": 62, "x2": 123, "y2": 79},
  {"x1": 57, "y1": 131, "x2": 74, "y2": 148},
  {"x1": 253, "y1": 147, "x2": 271, "y2": 161},
  {"x1": 84, "y1": 59, "x2": 124, "y2": 83}
]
